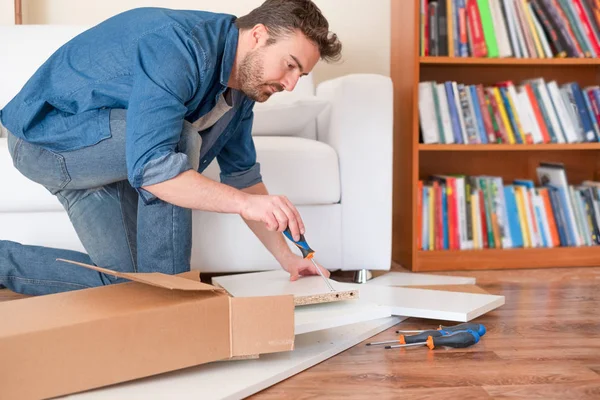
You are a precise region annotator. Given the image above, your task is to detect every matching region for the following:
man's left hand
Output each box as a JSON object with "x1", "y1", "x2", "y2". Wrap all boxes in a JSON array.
[{"x1": 280, "y1": 253, "x2": 331, "y2": 282}]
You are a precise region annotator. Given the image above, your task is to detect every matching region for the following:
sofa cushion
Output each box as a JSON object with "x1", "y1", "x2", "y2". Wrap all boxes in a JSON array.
[
  {"x1": 252, "y1": 97, "x2": 328, "y2": 138},
  {"x1": 203, "y1": 136, "x2": 340, "y2": 206}
]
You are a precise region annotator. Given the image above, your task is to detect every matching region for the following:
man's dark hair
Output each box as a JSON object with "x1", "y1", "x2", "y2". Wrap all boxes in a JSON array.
[{"x1": 235, "y1": 0, "x2": 342, "y2": 63}]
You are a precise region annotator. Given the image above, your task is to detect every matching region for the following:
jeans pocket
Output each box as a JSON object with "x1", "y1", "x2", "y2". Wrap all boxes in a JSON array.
[{"x1": 14, "y1": 139, "x2": 72, "y2": 192}]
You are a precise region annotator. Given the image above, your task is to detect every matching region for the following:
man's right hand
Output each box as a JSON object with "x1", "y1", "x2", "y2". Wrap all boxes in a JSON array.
[{"x1": 240, "y1": 194, "x2": 305, "y2": 241}]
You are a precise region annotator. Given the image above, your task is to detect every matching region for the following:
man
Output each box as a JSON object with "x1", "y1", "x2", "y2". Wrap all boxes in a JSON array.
[{"x1": 0, "y1": 0, "x2": 342, "y2": 295}]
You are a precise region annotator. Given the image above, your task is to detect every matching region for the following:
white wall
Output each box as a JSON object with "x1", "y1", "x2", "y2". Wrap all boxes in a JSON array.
[
  {"x1": 14, "y1": 0, "x2": 391, "y2": 83},
  {"x1": 0, "y1": 0, "x2": 14, "y2": 25}
]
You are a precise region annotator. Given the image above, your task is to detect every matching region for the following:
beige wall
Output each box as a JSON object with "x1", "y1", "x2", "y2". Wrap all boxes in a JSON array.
[
  {"x1": 12, "y1": 0, "x2": 390, "y2": 83},
  {"x1": 0, "y1": 0, "x2": 14, "y2": 25}
]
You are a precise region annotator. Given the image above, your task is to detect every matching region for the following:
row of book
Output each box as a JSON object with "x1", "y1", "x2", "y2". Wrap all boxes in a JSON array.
[
  {"x1": 418, "y1": 78, "x2": 600, "y2": 144},
  {"x1": 419, "y1": 163, "x2": 600, "y2": 251},
  {"x1": 422, "y1": 0, "x2": 600, "y2": 58}
]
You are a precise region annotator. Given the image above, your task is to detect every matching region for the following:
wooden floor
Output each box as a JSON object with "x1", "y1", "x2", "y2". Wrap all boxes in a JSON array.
[
  {"x1": 251, "y1": 265, "x2": 600, "y2": 399},
  {"x1": 2, "y1": 265, "x2": 600, "y2": 399}
]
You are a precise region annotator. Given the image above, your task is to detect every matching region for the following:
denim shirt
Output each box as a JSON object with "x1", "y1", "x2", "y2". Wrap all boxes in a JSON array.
[{"x1": 0, "y1": 8, "x2": 262, "y2": 203}]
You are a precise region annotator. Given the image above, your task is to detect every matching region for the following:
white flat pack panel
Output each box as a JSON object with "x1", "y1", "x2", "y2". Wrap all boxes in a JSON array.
[
  {"x1": 65, "y1": 317, "x2": 404, "y2": 400},
  {"x1": 367, "y1": 271, "x2": 476, "y2": 287},
  {"x1": 339, "y1": 282, "x2": 505, "y2": 322},
  {"x1": 212, "y1": 270, "x2": 357, "y2": 305},
  {"x1": 294, "y1": 299, "x2": 391, "y2": 335}
]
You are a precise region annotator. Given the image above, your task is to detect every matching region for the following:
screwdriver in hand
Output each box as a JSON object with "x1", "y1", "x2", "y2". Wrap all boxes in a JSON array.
[
  {"x1": 385, "y1": 329, "x2": 481, "y2": 350},
  {"x1": 396, "y1": 322, "x2": 487, "y2": 337},
  {"x1": 283, "y1": 227, "x2": 335, "y2": 292}
]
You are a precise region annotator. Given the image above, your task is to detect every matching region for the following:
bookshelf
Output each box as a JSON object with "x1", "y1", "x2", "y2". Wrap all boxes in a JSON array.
[{"x1": 390, "y1": 0, "x2": 600, "y2": 272}]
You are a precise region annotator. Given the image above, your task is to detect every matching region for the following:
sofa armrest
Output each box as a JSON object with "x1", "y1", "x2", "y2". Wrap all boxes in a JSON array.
[{"x1": 316, "y1": 74, "x2": 393, "y2": 270}]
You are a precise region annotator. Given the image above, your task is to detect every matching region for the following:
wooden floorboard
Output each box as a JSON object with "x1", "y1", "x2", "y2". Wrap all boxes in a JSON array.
[
  {"x1": 3, "y1": 264, "x2": 600, "y2": 398},
  {"x1": 484, "y1": 381, "x2": 600, "y2": 399},
  {"x1": 254, "y1": 386, "x2": 492, "y2": 400}
]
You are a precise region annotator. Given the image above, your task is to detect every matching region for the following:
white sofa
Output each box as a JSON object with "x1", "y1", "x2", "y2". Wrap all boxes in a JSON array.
[{"x1": 0, "y1": 25, "x2": 393, "y2": 273}]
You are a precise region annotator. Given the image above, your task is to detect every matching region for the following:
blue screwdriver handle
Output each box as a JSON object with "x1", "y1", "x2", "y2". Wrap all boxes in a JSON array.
[
  {"x1": 427, "y1": 329, "x2": 480, "y2": 349},
  {"x1": 284, "y1": 227, "x2": 315, "y2": 259},
  {"x1": 441, "y1": 323, "x2": 486, "y2": 337}
]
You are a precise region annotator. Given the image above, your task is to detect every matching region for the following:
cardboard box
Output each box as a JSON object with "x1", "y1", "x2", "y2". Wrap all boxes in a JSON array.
[{"x1": 0, "y1": 260, "x2": 295, "y2": 400}]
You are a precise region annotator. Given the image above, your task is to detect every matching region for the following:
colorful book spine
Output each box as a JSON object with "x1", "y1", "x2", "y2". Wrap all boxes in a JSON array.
[
  {"x1": 469, "y1": 85, "x2": 489, "y2": 143},
  {"x1": 531, "y1": 0, "x2": 568, "y2": 57},
  {"x1": 445, "y1": 81, "x2": 464, "y2": 143},
  {"x1": 467, "y1": 0, "x2": 488, "y2": 56},
  {"x1": 476, "y1": 0, "x2": 499, "y2": 57},
  {"x1": 458, "y1": 0, "x2": 469, "y2": 56}
]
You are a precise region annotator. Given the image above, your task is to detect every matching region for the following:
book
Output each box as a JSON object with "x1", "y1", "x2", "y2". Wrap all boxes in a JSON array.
[
  {"x1": 476, "y1": 0, "x2": 499, "y2": 57},
  {"x1": 537, "y1": 163, "x2": 582, "y2": 246}
]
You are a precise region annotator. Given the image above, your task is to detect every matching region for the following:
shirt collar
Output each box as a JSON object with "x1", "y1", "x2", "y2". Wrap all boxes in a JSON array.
[{"x1": 219, "y1": 21, "x2": 239, "y2": 88}]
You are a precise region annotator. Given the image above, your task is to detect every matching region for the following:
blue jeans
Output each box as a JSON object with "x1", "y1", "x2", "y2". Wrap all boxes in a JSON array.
[{"x1": 1, "y1": 109, "x2": 200, "y2": 295}]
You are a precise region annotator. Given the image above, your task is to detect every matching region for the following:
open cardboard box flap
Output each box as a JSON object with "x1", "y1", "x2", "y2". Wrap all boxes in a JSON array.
[
  {"x1": 57, "y1": 258, "x2": 224, "y2": 292},
  {"x1": 0, "y1": 259, "x2": 295, "y2": 400}
]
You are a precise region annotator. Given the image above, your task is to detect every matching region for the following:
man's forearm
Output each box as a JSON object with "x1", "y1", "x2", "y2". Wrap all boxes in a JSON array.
[
  {"x1": 143, "y1": 169, "x2": 247, "y2": 213},
  {"x1": 143, "y1": 169, "x2": 305, "y2": 240},
  {"x1": 240, "y1": 182, "x2": 295, "y2": 264}
]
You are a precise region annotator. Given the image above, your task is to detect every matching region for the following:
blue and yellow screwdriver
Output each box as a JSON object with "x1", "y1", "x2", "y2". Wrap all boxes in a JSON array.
[{"x1": 283, "y1": 227, "x2": 335, "y2": 292}]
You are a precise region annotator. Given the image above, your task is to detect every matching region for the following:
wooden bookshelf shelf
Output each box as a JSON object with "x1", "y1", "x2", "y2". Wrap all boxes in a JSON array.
[
  {"x1": 390, "y1": 1, "x2": 600, "y2": 272},
  {"x1": 417, "y1": 246, "x2": 600, "y2": 271},
  {"x1": 419, "y1": 144, "x2": 600, "y2": 151},
  {"x1": 420, "y1": 56, "x2": 600, "y2": 66}
]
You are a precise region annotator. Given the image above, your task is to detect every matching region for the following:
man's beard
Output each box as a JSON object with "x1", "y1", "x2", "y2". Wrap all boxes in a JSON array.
[{"x1": 238, "y1": 48, "x2": 283, "y2": 102}]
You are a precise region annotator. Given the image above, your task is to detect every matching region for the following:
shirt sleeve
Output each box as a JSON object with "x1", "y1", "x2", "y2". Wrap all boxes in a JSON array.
[
  {"x1": 216, "y1": 104, "x2": 263, "y2": 189},
  {"x1": 126, "y1": 24, "x2": 204, "y2": 204}
]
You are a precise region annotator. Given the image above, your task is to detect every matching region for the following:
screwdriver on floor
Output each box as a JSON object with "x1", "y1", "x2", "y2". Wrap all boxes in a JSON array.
[
  {"x1": 284, "y1": 227, "x2": 335, "y2": 292},
  {"x1": 385, "y1": 329, "x2": 481, "y2": 350},
  {"x1": 366, "y1": 327, "x2": 471, "y2": 346},
  {"x1": 396, "y1": 322, "x2": 487, "y2": 337}
]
